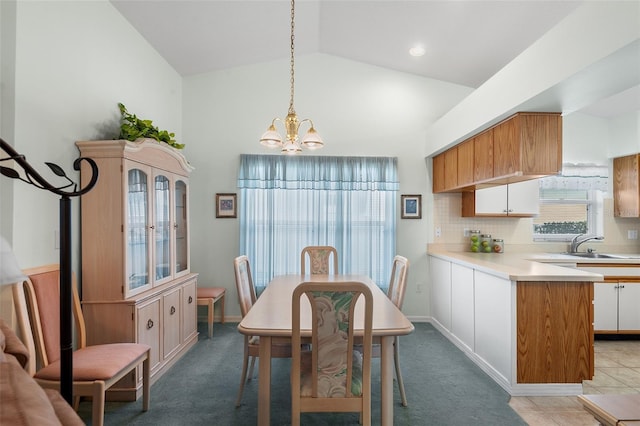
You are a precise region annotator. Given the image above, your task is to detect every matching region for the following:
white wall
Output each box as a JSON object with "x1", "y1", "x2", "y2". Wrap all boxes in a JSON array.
[
  {"x1": 1, "y1": 0, "x2": 181, "y2": 323},
  {"x1": 182, "y1": 54, "x2": 472, "y2": 320}
]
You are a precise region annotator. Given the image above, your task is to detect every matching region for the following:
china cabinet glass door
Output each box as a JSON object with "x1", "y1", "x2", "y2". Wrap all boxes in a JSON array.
[
  {"x1": 174, "y1": 179, "x2": 189, "y2": 275},
  {"x1": 127, "y1": 167, "x2": 151, "y2": 293},
  {"x1": 154, "y1": 174, "x2": 171, "y2": 283}
]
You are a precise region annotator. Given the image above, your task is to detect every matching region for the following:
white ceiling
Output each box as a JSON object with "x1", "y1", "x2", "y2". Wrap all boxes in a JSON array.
[{"x1": 111, "y1": 0, "x2": 639, "y2": 118}]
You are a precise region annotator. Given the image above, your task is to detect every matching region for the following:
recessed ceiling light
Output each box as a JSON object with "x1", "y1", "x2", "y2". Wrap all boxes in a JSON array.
[{"x1": 409, "y1": 45, "x2": 425, "y2": 57}]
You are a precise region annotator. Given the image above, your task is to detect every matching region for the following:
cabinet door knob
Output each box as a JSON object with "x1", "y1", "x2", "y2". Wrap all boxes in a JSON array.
[
  {"x1": 188, "y1": 295, "x2": 193, "y2": 304},
  {"x1": 170, "y1": 306, "x2": 176, "y2": 315},
  {"x1": 147, "y1": 319, "x2": 154, "y2": 329}
]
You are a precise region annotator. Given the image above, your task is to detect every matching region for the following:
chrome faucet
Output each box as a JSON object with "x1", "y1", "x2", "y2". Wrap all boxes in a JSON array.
[{"x1": 569, "y1": 234, "x2": 604, "y2": 253}]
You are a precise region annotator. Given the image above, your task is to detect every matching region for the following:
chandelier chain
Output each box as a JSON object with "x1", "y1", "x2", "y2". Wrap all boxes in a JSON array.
[{"x1": 288, "y1": 0, "x2": 295, "y2": 114}]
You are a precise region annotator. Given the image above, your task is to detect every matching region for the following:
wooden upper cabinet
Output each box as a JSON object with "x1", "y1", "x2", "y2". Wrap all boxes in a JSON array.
[
  {"x1": 494, "y1": 112, "x2": 562, "y2": 179},
  {"x1": 431, "y1": 112, "x2": 562, "y2": 193},
  {"x1": 444, "y1": 147, "x2": 458, "y2": 190},
  {"x1": 457, "y1": 139, "x2": 474, "y2": 186},
  {"x1": 473, "y1": 129, "x2": 493, "y2": 182},
  {"x1": 613, "y1": 153, "x2": 640, "y2": 217},
  {"x1": 432, "y1": 153, "x2": 445, "y2": 193}
]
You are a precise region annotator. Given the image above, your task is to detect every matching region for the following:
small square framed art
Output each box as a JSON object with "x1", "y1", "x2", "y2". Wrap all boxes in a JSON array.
[{"x1": 215, "y1": 193, "x2": 237, "y2": 218}]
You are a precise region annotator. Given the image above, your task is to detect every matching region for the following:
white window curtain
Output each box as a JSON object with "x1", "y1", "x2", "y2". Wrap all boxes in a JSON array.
[{"x1": 237, "y1": 154, "x2": 399, "y2": 290}]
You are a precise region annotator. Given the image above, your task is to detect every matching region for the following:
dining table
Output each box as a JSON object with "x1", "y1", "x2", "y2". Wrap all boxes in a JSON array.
[{"x1": 237, "y1": 274, "x2": 415, "y2": 426}]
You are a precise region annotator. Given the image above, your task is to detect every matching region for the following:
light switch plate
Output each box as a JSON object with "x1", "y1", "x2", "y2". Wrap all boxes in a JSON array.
[{"x1": 628, "y1": 230, "x2": 638, "y2": 240}]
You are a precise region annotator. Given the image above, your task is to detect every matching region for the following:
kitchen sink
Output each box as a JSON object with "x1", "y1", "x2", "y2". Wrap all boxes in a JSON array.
[{"x1": 564, "y1": 252, "x2": 629, "y2": 259}]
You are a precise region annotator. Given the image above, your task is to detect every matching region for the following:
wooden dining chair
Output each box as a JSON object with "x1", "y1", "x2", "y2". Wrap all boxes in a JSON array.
[
  {"x1": 196, "y1": 286, "x2": 225, "y2": 338},
  {"x1": 233, "y1": 255, "x2": 293, "y2": 407},
  {"x1": 300, "y1": 246, "x2": 338, "y2": 275},
  {"x1": 13, "y1": 264, "x2": 151, "y2": 426},
  {"x1": 291, "y1": 281, "x2": 374, "y2": 426},
  {"x1": 386, "y1": 255, "x2": 409, "y2": 407}
]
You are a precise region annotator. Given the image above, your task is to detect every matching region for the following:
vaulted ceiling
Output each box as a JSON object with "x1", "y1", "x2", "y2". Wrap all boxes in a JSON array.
[{"x1": 111, "y1": 0, "x2": 639, "y2": 118}]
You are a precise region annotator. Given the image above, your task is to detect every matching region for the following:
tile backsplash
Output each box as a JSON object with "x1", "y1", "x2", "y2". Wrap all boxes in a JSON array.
[{"x1": 432, "y1": 193, "x2": 640, "y2": 254}]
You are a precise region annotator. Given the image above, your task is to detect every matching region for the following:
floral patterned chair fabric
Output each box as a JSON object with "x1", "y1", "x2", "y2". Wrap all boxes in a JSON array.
[
  {"x1": 300, "y1": 246, "x2": 338, "y2": 275},
  {"x1": 291, "y1": 281, "x2": 373, "y2": 426}
]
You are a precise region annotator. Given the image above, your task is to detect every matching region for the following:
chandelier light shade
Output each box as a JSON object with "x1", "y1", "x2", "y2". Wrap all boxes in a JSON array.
[{"x1": 259, "y1": 0, "x2": 324, "y2": 155}]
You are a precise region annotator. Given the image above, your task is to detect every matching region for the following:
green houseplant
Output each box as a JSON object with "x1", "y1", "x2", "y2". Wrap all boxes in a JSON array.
[{"x1": 118, "y1": 103, "x2": 184, "y2": 149}]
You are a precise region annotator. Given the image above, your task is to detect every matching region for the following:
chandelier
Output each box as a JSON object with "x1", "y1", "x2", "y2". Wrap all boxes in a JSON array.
[{"x1": 259, "y1": 0, "x2": 324, "y2": 155}]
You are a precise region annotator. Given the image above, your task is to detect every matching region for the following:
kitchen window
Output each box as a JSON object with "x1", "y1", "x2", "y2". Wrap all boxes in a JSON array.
[{"x1": 533, "y1": 165, "x2": 607, "y2": 242}]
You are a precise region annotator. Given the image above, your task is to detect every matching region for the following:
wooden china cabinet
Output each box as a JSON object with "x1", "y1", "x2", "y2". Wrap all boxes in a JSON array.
[{"x1": 76, "y1": 139, "x2": 198, "y2": 401}]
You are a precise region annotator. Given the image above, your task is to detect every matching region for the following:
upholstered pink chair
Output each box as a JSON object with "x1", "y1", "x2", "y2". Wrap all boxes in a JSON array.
[
  {"x1": 300, "y1": 246, "x2": 338, "y2": 275},
  {"x1": 13, "y1": 264, "x2": 151, "y2": 426}
]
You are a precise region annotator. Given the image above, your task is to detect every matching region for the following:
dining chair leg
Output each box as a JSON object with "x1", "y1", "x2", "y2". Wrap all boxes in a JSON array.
[
  {"x1": 142, "y1": 353, "x2": 150, "y2": 411},
  {"x1": 92, "y1": 381, "x2": 106, "y2": 426},
  {"x1": 207, "y1": 298, "x2": 214, "y2": 339},
  {"x1": 236, "y1": 337, "x2": 250, "y2": 407},
  {"x1": 248, "y1": 356, "x2": 257, "y2": 381},
  {"x1": 394, "y1": 336, "x2": 407, "y2": 407}
]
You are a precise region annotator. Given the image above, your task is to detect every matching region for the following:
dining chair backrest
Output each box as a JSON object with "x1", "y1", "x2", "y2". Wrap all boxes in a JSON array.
[
  {"x1": 387, "y1": 255, "x2": 409, "y2": 309},
  {"x1": 21, "y1": 264, "x2": 85, "y2": 368},
  {"x1": 300, "y1": 246, "x2": 338, "y2": 275},
  {"x1": 233, "y1": 255, "x2": 257, "y2": 318},
  {"x1": 291, "y1": 281, "x2": 373, "y2": 426}
]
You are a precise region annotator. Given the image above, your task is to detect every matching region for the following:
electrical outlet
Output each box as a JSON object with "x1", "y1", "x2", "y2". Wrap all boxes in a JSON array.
[
  {"x1": 628, "y1": 230, "x2": 638, "y2": 240},
  {"x1": 416, "y1": 283, "x2": 422, "y2": 293},
  {"x1": 435, "y1": 226, "x2": 441, "y2": 238},
  {"x1": 463, "y1": 228, "x2": 470, "y2": 237}
]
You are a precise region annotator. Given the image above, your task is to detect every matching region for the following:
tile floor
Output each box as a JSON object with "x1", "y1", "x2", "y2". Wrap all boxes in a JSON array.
[{"x1": 509, "y1": 338, "x2": 640, "y2": 426}]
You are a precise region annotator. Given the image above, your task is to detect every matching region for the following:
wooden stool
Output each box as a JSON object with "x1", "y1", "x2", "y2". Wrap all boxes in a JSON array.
[{"x1": 197, "y1": 287, "x2": 225, "y2": 338}]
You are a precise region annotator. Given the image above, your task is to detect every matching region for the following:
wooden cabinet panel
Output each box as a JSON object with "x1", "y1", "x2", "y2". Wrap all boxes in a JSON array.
[
  {"x1": 457, "y1": 139, "x2": 474, "y2": 186},
  {"x1": 181, "y1": 279, "x2": 198, "y2": 343},
  {"x1": 473, "y1": 130, "x2": 493, "y2": 182},
  {"x1": 493, "y1": 115, "x2": 520, "y2": 177},
  {"x1": 516, "y1": 281, "x2": 593, "y2": 383},
  {"x1": 163, "y1": 287, "x2": 182, "y2": 361},
  {"x1": 432, "y1": 153, "x2": 445, "y2": 193},
  {"x1": 444, "y1": 147, "x2": 458, "y2": 190},
  {"x1": 613, "y1": 153, "x2": 640, "y2": 217},
  {"x1": 137, "y1": 298, "x2": 162, "y2": 373}
]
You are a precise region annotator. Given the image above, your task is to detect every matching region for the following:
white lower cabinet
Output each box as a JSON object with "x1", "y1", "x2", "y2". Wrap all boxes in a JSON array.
[
  {"x1": 450, "y1": 263, "x2": 474, "y2": 351},
  {"x1": 595, "y1": 281, "x2": 640, "y2": 333},
  {"x1": 430, "y1": 256, "x2": 451, "y2": 331},
  {"x1": 473, "y1": 270, "x2": 512, "y2": 380}
]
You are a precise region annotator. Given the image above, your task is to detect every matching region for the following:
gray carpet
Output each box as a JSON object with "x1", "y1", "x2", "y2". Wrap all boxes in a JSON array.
[{"x1": 77, "y1": 322, "x2": 527, "y2": 425}]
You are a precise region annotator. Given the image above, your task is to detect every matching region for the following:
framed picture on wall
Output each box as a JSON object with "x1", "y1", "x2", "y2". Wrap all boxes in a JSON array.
[
  {"x1": 215, "y1": 193, "x2": 237, "y2": 218},
  {"x1": 401, "y1": 194, "x2": 422, "y2": 219}
]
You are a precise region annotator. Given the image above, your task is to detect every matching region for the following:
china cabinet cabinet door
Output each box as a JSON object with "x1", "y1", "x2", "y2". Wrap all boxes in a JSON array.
[
  {"x1": 174, "y1": 177, "x2": 189, "y2": 276},
  {"x1": 163, "y1": 287, "x2": 182, "y2": 361},
  {"x1": 126, "y1": 162, "x2": 153, "y2": 296},
  {"x1": 154, "y1": 172, "x2": 172, "y2": 285},
  {"x1": 137, "y1": 298, "x2": 161, "y2": 373},
  {"x1": 182, "y1": 279, "x2": 197, "y2": 343}
]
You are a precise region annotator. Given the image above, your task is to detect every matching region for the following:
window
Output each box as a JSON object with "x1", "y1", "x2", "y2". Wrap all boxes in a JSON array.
[
  {"x1": 533, "y1": 165, "x2": 607, "y2": 242},
  {"x1": 237, "y1": 154, "x2": 399, "y2": 290}
]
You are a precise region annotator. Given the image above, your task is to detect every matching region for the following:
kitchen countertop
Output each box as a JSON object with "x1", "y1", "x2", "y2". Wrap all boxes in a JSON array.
[{"x1": 426, "y1": 248, "x2": 638, "y2": 282}]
